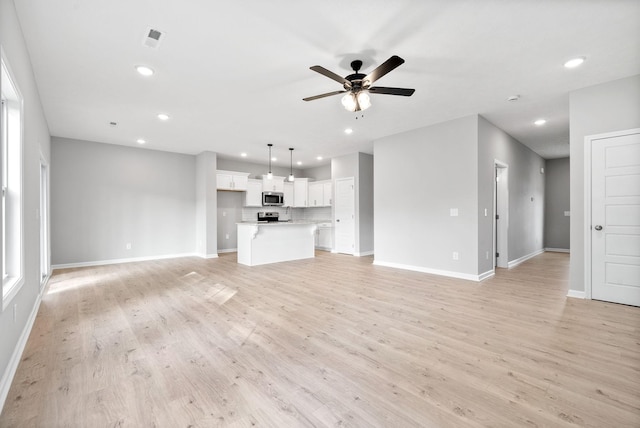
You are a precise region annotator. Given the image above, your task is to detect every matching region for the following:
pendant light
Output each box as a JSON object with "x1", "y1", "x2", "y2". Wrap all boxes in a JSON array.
[
  {"x1": 267, "y1": 143, "x2": 273, "y2": 179},
  {"x1": 288, "y1": 148, "x2": 295, "y2": 182}
]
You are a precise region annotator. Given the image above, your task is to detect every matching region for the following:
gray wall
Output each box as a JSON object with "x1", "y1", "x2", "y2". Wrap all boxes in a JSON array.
[
  {"x1": 374, "y1": 115, "x2": 479, "y2": 276},
  {"x1": 196, "y1": 151, "x2": 217, "y2": 257},
  {"x1": 217, "y1": 158, "x2": 302, "y2": 179},
  {"x1": 51, "y1": 138, "x2": 196, "y2": 265},
  {"x1": 217, "y1": 191, "x2": 243, "y2": 251},
  {"x1": 0, "y1": 0, "x2": 52, "y2": 411},
  {"x1": 302, "y1": 164, "x2": 331, "y2": 181},
  {"x1": 544, "y1": 157, "x2": 570, "y2": 250},
  {"x1": 569, "y1": 74, "x2": 640, "y2": 293},
  {"x1": 358, "y1": 153, "x2": 374, "y2": 254},
  {"x1": 478, "y1": 116, "x2": 546, "y2": 273}
]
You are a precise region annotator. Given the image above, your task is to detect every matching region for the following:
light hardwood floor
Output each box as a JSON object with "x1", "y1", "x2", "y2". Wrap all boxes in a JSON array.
[{"x1": 1, "y1": 251, "x2": 638, "y2": 427}]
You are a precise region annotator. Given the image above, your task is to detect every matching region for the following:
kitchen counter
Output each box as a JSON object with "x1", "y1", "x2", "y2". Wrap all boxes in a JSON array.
[{"x1": 237, "y1": 222, "x2": 317, "y2": 266}]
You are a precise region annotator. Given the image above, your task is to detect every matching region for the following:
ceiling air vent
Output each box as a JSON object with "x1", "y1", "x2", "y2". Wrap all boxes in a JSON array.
[{"x1": 142, "y1": 28, "x2": 164, "y2": 49}]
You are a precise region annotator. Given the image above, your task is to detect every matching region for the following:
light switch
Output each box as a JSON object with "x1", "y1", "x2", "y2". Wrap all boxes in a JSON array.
[
  {"x1": 450, "y1": 208, "x2": 459, "y2": 217},
  {"x1": 564, "y1": 211, "x2": 570, "y2": 217}
]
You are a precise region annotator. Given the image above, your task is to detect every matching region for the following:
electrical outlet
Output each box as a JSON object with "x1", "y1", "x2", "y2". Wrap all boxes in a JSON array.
[
  {"x1": 223, "y1": 211, "x2": 226, "y2": 217},
  {"x1": 452, "y1": 252, "x2": 459, "y2": 260},
  {"x1": 126, "y1": 243, "x2": 131, "y2": 250},
  {"x1": 485, "y1": 251, "x2": 489, "y2": 260},
  {"x1": 450, "y1": 208, "x2": 459, "y2": 217},
  {"x1": 225, "y1": 233, "x2": 229, "y2": 240}
]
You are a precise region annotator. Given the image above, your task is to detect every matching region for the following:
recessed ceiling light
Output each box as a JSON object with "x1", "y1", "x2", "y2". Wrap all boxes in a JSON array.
[
  {"x1": 345, "y1": 128, "x2": 353, "y2": 134},
  {"x1": 534, "y1": 119, "x2": 547, "y2": 126},
  {"x1": 240, "y1": 152, "x2": 247, "y2": 157},
  {"x1": 564, "y1": 57, "x2": 585, "y2": 68},
  {"x1": 135, "y1": 65, "x2": 154, "y2": 76},
  {"x1": 271, "y1": 157, "x2": 277, "y2": 162},
  {"x1": 136, "y1": 138, "x2": 146, "y2": 144},
  {"x1": 296, "y1": 161, "x2": 302, "y2": 165},
  {"x1": 157, "y1": 113, "x2": 169, "y2": 121},
  {"x1": 316, "y1": 156, "x2": 323, "y2": 161}
]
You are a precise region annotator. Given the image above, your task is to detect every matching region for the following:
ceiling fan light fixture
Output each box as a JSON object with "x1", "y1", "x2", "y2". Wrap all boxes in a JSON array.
[
  {"x1": 357, "y1": 91, "x2": 371, "y2": 110},
  {"x1": 341, "y1": 93, "x2": 357, "y2": 111}
]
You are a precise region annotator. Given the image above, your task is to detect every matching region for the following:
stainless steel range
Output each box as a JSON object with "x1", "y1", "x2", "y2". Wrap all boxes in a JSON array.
[{"x1": 257, "y1": 211, "x2": 279, "y2": 222}]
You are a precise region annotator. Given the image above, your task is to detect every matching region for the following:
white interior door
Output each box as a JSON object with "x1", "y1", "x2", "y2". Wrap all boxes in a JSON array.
[
  {"x1": 494, "y1": 162, "x2": 509, "y2": 268},
  {"x1": 334, "y1": 177, "x2": 355, "y2": 255},
  {"x1": 591, "y1": 131, "x2": 640, "y2": 306}
]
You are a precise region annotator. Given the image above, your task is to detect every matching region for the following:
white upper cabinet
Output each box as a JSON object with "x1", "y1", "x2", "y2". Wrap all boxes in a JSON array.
[
  {"x1": 283, "y1": 182, "x2": 294, "y2": 207},
  {"x1": 322, "y1": 180, "x2": 333, "y2": 206},
  {"x1": 217, "y1": 170, "x2": 249, "y2": 191},
  {"x1": 308, "y1": 180, "x2": 333, "y2": 207},
  {"x1": 262, "y1": 175, "x2": 285, "y2": 192},
  {"x1": 308, "y1": 182, "x2": 323, "y2": 207},
  {"x1": 244, "y1": 179, "x2": 263, "y2": 207},
  {"x1": 293, "y1": 178, "x2": 309, "y2": 207}
]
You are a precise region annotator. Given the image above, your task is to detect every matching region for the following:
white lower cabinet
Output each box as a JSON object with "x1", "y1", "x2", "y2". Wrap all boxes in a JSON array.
[{"x1": 315, "y1": 225, "x2": 333, "y2": 250}]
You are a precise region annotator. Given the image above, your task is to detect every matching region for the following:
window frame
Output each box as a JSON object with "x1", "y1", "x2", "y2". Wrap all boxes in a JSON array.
[{"x1": 1, "y1": 47, "x2": 25, "y2": 311}]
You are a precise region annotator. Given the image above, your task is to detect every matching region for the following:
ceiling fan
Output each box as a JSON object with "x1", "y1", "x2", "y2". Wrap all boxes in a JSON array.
[{"x1": 303, "y1": 55, "x2": 415, "y2": 112}]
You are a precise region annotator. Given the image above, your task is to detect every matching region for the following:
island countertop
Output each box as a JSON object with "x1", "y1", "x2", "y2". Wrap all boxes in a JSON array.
[{"x1": 237, "y1": 222, "x2": 316, "y2": 266}]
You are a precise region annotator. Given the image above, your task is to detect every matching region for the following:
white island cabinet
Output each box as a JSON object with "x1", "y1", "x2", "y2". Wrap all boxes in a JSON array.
[{"x1": 237, "y1": 222, "x2": 316, "y2": 266}]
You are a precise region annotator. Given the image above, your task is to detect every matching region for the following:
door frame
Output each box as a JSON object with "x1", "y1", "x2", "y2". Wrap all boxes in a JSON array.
[
  {"x1": 333, "y1": 177, "x2": 355, "y2": 255},
  {"x1": 583, "y1": 127, "x2": 640, "y2": 300},
  {"x1": 494, "y1": 160, "x2": 509, "y2": 268}
]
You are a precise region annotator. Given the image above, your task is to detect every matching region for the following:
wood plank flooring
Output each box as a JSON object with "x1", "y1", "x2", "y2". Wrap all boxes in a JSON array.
[{"x1": 1, "y1": 251, "x2": 638, "y2": 427}]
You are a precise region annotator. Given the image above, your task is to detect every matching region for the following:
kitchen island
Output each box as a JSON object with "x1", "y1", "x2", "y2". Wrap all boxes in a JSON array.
[{"x1": 237, "y1": 222, "x2": 317, "y2": 266}]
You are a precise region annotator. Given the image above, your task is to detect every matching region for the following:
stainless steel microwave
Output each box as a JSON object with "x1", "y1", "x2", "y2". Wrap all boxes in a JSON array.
[{"x1": 262, "y1": 191, "x2": 284, "y2": 206}]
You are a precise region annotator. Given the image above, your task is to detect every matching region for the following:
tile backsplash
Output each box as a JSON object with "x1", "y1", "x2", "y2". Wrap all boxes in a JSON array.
[{"x1": 242, "y1": 206, "x2": 331, "y2": 222}]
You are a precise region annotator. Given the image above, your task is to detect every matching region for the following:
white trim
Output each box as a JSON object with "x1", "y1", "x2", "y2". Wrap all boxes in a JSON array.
[
  {"x1": 545, "y1": 248, "x2": 570, "y2": 253},
  {"x1": 217, "y1": 248, "x2": 237, "y2": 254},
  {"x1": 52, "y1": 252, "x2": 199, "y2": 270},
  {"x1": 0, "y1": 280, "x2": 45, "y2": 413},
  {"x1": 507, "y1": 248, "x2": 544, "y2": 269},
  {"x1": 583, "y1": 128, "x2": 640, "y2": 302},
  {"x1": 567, "y1": 290, "x2": 586, "y2": 299},
  {"x1": 373, "y1": 260, "x2": 483, "y2": 282},
  {"x1": 478, "y1": 269, "x2": 495, "y2": 281},
  {"x1": 355, "y1": 250, "x2": 374, "y2": 257}
]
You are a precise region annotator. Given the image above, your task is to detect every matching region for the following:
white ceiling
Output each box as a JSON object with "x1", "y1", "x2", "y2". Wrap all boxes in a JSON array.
[{"x1": 13, "y1": 0, "x2": 640, "y2": 167}]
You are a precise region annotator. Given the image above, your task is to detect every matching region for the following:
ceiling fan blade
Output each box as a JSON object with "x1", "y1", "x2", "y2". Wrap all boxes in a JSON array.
[
  {"x1": 363, "y1": 55, "x2": 405, "y2": 86},
  {"x1": 303, "y1": 90, "x2": 346, "y2": 102},
  {"x1": 368, "y1": 86, "x2": 415, "y2": 96},
  {"x1": 310, "y1": 65, "x2": 352, "y2": 88}
]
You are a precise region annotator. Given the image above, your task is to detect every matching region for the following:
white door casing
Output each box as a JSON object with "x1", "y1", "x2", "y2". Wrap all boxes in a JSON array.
[
  {"x1": 586, "y1": 129, "x2": 640, "y2": 307},
  {"x1": 334, "y1": 177, "x2": 355, "y2": 255}
]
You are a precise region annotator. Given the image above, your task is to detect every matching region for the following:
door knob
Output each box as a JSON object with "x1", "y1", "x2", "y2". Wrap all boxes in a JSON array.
[{"x1": 594, "y1": 225, "x2": 603, "y2": 231}]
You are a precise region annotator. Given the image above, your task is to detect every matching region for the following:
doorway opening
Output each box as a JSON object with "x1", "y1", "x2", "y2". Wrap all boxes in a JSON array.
[
  {"x1": 494, "y1": 161, "x2": 509, "y2": 269},
  {"x1": 39, "y1": 158, "x2": 49, "y2": 288}
]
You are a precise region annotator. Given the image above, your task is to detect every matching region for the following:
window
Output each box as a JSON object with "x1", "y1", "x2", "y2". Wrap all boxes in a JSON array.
[{"x1": 1, "y1": 49, "x2": 24, "y2": 310}]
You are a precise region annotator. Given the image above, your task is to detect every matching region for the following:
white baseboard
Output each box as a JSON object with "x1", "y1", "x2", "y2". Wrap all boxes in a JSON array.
[
  {"x1": 373, "y1": 260, "x2": 483, "y2": 282},
  {"x1": 545, "y1": 248, "x2": 570, "y2": 253},
  {"x1": 217, "y1": 248, "x2": 237, "y2": 254},
  {"x1": 355, "y1": 251, "x2": 374, "y2": 257},
  {"x1": 567, "y1": 290, "x2": 586, "y2": 299},
  {"x1": 0, "y1": 283, "x2": 46, "y2": 414},
  {"x1": 508, "y1": 248, "x2": 545, "y2": 269},
  {"x1": 52, "y1": 252, "x2": 200, "y2": 270},
  {"x1": 478, "y1": 269, "x2": 495, "y2": 281}
]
